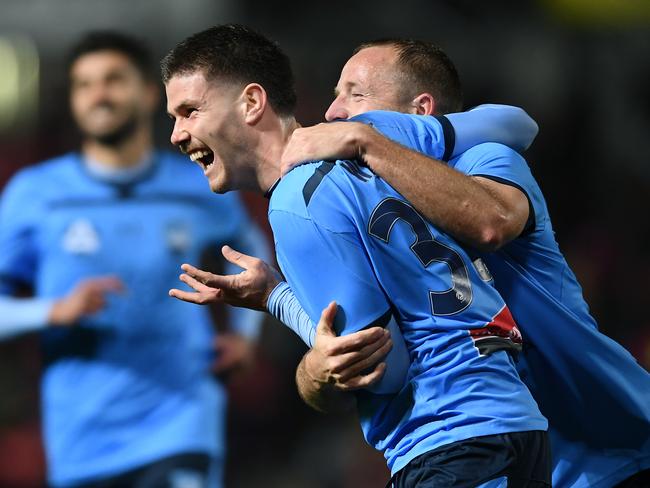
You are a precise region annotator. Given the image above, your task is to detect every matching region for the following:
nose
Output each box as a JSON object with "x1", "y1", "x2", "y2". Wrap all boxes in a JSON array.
[
  {"x1": 80, "y1": 81, "x2": 112, "y2": 108},
  {"x1": 170, "y1": 120, "x2": 189, "y2": 147},
  {"x1": 325, "y1": 96, "x2": 349, "y2": 122}
]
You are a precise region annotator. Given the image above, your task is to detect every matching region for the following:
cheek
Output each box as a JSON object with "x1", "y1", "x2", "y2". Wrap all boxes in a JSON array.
[{"x1": 70, "y1": 97, "x2": 87, "y2": 119}]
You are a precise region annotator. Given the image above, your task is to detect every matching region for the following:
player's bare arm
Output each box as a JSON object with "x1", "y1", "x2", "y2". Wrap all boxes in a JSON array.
[
  {"x1": 296, "y1": 302, "x2": 392, "y2": 413},
  {"x1": 169, "y1": 245, "x2": 282, "y2": 311},
  {"x1": 282, "y1": 121, "x2": 529, "y2": 252}
]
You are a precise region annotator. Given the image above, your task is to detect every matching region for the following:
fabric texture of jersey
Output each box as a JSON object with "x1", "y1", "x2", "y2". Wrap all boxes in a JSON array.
[
  {"x1": 449, "y1": 142, "x2": 650, "y2": 488},
  {"x1": 268, "y1": 122, "x2": 547, "y2": 473},
  {"x1": 348, "y1": 110, "x2": 650, "y2": 487},
  {"x1": 0, "y1": 152, "x2": 266, "y2": 486}
]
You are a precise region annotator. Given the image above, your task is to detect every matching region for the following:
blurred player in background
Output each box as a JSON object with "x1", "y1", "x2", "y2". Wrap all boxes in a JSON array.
[
  {"x1": 0, "y1": 31, "x2": 269, "y2": 488},
  {"x1": 172, "y1": 36, "x2": 650, "y2": 487}
]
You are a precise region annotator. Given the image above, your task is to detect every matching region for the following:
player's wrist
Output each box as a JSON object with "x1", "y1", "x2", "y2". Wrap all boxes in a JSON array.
[
  {"x1": 49, "y1": 299, "x2": 74, "y2": 326},
  {"x1": 261, "y1": 267, "x2": 283, "y2": 309},
  {"x1": 356, "y1": 124, "x2": 385, "y2": 170},
  {"x1": 349, "y1": 122, "x2": 372, "y2": 158},
  {"x1": 303, "y1": 350, "x2": 328, "y2": 388}
]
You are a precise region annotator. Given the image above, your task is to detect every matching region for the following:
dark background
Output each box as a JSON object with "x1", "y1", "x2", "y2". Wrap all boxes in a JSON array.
[{"x1": 0, "y1": 0, "x2": 648, "y2": 486}]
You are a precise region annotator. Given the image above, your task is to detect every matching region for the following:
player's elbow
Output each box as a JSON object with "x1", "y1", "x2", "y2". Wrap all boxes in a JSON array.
[
  {"x1": 475, "y1": 227, "x2": 505, "y2": 252},
  {"x1": 475, "y1": 214, "x2": 516, "y2": 252}
]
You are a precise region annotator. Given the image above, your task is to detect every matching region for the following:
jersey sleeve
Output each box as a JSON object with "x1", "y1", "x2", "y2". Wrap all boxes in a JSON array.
[
  {"x1": 445, "y1": 104, "x2": 538, "y2": 155},
  {"x1": 271, "y1": 208, "x2": 390, "y2": 334},
  {"x1": 269, "y1": 204, "x2": 410, "y2": 394},
  {"x1": 350, "y1": 105, "x2": 538, "y2": 162},
  {"x1": 0, "y1": 297, "x2": 53, "y2": 340},
  {"x1": 452, "y1": 142, "x2": 543, "y2": 234},
  {"x1": 0, "y1": 170, "x2": 52, "y2": 339},
  {"x1": 350, "y1": 111, "x2": 447, "y2": 160},
  {"x1": 0, "y1": 170, "x2": 40, "y2": 293},
  {"x1": 267, "y1": 281, "x2": 316, "y2": 347}
]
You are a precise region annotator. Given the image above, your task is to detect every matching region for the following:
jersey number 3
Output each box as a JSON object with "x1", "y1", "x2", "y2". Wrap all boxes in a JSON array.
[{"x1": 368, "y1": 198, "x2": 472, "y2": 316}]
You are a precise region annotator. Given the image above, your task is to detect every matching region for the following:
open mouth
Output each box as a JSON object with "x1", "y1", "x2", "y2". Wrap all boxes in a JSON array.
[{"x1": 189, "y1": 149, "x2": 215, "y2": 172}]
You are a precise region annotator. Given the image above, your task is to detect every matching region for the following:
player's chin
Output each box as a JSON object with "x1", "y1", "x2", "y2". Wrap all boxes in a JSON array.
[{"x1": 208, "y1": 176, "x2": 227, "y2": 194}]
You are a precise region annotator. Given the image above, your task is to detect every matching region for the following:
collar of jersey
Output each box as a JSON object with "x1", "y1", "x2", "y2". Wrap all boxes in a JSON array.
[{"x1": 83, "y1": 151, "x2": 154, "y2": 183}]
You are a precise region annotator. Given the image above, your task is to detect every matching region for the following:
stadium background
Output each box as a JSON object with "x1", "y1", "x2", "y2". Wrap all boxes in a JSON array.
[{"x1": 0, "y1": 0, "x2": 648, "y2": 486}]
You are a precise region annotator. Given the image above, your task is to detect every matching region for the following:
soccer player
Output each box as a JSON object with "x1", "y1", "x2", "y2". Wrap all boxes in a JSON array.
[
  {"x1": 283, "y1": 39, "x2": 650, "y2": 488},
  {"x1": 172, "y1": 38, "x2": 650, "y2": 486},
  {"x1": 0, "y1": 31, "x2": 269, "y2": 487},
  {"x1": 163, "y1": 24, "x2": 551, "y2": 487}
]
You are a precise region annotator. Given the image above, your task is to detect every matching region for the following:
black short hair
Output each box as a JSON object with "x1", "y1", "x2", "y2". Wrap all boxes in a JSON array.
[
  {"x1": 353, "y1": 39, "x2": 463, "y2": 114},
  {"x1": 161, "y1": 24, "x2": 297, "y2": 117},
  {"x1": 67, "y1": 30, "x2": 154, "y2": 80}
]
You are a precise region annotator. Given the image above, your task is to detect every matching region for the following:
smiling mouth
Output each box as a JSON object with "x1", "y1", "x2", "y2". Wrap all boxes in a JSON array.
[{"x1": 189, "y1": 149, "x2": 215, "y2": 171}]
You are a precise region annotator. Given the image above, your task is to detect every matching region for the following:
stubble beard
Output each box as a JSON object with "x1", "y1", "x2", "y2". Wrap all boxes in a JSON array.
[{"x1": 85, "y1": 114, "x2": 140, "y2": 147}]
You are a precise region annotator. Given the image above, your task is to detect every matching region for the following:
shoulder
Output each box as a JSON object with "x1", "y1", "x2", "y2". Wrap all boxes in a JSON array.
[
  {"x1": 271, "y1": 160, "x2": 365, "y2": 233},
  {"x1": 155, "y1": 150, "x2": 202, "y2": 184},
  {"x1": 155, "y1": 150, "x2": 235, "y2": 201},
  {"x1": 450, "y1": 142, "x2": 527, "y2": 174},
  {"x1": 458, "y1": 142, "x2": 521, "y2": 159},
  {"x1": 272, "y1": 159, "x2": 372, "y2": 212},
  {"x1": 350, "y1": 111, "x2": 445, "y2": 157},
  {"x1": 271, "y1": 161, "x2": 334, "y2": 215},
  {"x1": 2, "y1": 153, "x2": 78, "y2": 202},
  {"x1": 351, "y1": 110, "x2": 436, "y2": 138}
]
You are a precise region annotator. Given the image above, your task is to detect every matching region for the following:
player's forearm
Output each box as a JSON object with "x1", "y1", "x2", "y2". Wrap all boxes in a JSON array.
[
  {"x1": 296, "y1": 352, "x2": 356, "y2": 414},
  {"x1": 358, "y1": 127, "x2": 517, "y2": 251}
]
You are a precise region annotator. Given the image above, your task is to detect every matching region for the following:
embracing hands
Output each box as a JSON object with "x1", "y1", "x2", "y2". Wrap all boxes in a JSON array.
[
  {"x1": 280, "y1": 121, "x2": 371, "y2": 175},
  {"x1": 303, "y1": 301, "x2": 393, "y2": 392}
]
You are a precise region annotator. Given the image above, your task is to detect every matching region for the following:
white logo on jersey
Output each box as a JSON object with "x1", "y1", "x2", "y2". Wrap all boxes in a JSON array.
[{"x1": 62, "y1": 219, "x2": 100, "y2": 254}]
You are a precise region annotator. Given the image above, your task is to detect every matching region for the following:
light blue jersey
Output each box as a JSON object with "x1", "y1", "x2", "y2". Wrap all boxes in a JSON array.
[
  {"x1": 0, "y1": 152, "x2": 268, "y2": 486},
  {"x1": 448, "y1": 142, "x2": 650, "y2": 488},
  {"x1": 269, "y1": 118, "x2": 547, "y2": 474},
  {"x1": 351, "y1": 111, "x2": 650, "y2": 487}
]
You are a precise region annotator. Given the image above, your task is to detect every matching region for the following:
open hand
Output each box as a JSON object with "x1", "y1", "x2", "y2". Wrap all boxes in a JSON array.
[{"x1": 169, "y1": 245, "x2": 283, "y2": 311}]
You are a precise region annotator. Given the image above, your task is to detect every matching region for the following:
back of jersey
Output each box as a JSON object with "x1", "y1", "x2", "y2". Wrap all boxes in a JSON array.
[
  {"x1": 445, "y1": 141, "x2": 650, "y2": 450},
  {"x1": 341, "y1": 110, "x2": 650, "y2": 485},
  {"x1": 270, "y1": 156, "x2": 546, "y2": 475}
]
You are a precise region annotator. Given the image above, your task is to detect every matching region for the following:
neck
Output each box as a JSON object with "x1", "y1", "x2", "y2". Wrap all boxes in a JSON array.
[
  {"x1": 81, "y1": 123, "x2": 153, "y2": 169},
  {"x1": 254, "y1": 115, "x2": 299, "y2": 194}
]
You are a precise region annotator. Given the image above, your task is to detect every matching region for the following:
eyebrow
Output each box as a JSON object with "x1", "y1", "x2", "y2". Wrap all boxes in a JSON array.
[{"x1": 167, "y1": 101, "x2": 196, "y2": 117}]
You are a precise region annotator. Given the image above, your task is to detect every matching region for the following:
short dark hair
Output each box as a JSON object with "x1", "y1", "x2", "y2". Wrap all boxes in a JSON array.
[
  {"x1": 161, "y1": 24, "x2": 297, "y2": 117},
  {"x1": 67, "y1": 31, "x2": 154, "y2": 80},
  {"x1": 353, "y1": 39, "x2": 463, "y2": 114}
]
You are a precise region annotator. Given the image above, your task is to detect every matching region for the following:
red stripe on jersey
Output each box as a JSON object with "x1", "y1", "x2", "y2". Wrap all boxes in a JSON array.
[{"x1": 470, "y1": 305, "x2": 523, "y2": 344}]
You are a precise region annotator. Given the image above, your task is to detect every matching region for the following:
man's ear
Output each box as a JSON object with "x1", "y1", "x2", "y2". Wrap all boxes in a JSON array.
[
  {"x1": 242, "y1": 83, "x2": 268, "y2": 124},
  {"x1": 411, "y1": 93, "x2": 435, "y2": 115}
]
